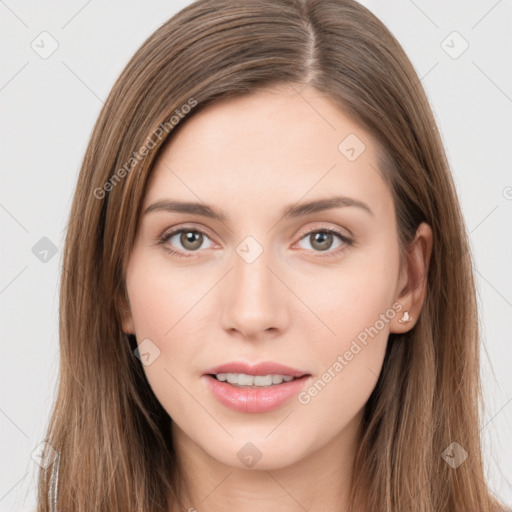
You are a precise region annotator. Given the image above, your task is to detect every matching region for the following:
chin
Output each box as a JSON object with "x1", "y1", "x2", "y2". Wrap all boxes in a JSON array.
[{"x1": 201, "y1": 433, "x2": 311, "y2": 471}]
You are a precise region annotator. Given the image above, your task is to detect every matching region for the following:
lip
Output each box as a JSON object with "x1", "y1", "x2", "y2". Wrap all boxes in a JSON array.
[
  {"x1": 203, "y1": 361, "x2": 309, "y2": 378},
  {"x1": 202, "y1": 361, "x2": 312, "y2": 413},
  {"x1": 203, "y1": 374, "x2": 311, "y2": 413}
]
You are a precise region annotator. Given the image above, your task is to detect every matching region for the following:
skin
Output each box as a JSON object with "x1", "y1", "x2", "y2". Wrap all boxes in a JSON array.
[{"x1": 121, "y1": 83, "x2": 433, "y2": 512}]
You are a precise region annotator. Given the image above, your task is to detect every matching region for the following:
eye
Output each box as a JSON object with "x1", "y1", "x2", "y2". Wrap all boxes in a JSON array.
[
  {"x1": 295, "y1": 226, "x2": 353, "y2": 257},
  {"x1": 158, "y1": 227, "x2": 214, "y2": 258},
  {"x1": 158, "y1": 224, "x2": 354, "y2": 259}
]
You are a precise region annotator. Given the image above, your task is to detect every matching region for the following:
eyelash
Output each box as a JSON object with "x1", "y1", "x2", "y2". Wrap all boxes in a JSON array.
[{"x1": 157, "y1": 224, "x2": 354, "y2": 259}]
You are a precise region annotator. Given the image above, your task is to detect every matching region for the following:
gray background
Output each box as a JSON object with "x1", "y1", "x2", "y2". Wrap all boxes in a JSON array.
[{"x1": 1, "y1": 0, "x2": 511, "y2": 510}]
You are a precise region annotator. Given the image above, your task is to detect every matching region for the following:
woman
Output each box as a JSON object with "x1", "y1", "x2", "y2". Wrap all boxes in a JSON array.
[{"x1": 36, "y1": 0, "x2": 510, "y2": 510}]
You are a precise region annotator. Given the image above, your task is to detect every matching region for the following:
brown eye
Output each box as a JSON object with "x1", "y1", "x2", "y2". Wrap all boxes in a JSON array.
[
  {"x1": 160, "y1": 228, "x2": 214, "y2": 256},
  {"x1": 179, "y1": 230, "x2": 203, "y2": 251},
  {"x1": 296, "y1": 227, "x2": 353, "y2": 257},
  {"x1": 309, "y1": 231, "x2": 335, "y2": 251}
]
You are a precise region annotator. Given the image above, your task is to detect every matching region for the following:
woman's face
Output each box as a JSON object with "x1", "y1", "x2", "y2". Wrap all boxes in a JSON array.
[{"x1": 122, "y1": 84, "x2": 419, "y2": 471}]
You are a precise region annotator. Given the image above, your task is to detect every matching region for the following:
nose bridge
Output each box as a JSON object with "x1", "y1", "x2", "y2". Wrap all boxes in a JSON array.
[{"x1": 220, "y1": 233, "x2": 287, "y2": 336}]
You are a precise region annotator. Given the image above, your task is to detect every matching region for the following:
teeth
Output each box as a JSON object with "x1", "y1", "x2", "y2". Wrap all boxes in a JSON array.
[{"x1": 215, "y1": 373, "x2": 296, "y2": 386}]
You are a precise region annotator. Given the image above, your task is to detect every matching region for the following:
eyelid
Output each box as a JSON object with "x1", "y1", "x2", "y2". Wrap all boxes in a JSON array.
[
  {"x1": 295, "y1": 222, "x2": 352, "y2": 242},
  {"x1": 159, "y1": 223, "x2": 218, "y2": 244}
]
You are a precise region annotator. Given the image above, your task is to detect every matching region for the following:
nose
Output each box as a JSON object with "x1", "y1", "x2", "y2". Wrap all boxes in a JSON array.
[{"x1": 219, "y1": 240, "x2": 289, "y2": 340}]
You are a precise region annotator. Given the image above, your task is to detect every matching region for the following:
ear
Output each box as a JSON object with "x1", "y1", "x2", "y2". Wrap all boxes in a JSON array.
[
  {"x1": 117, "y1": 288, "x2": 135, "y2": 335},
  {"x1": 390, "y1": 222, "x2": 433, "y2": 333}
]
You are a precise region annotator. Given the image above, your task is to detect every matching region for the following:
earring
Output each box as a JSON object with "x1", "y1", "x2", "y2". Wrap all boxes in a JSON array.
[{"x1": 398, "y1": 311, "x2": 412, "y2": 324}]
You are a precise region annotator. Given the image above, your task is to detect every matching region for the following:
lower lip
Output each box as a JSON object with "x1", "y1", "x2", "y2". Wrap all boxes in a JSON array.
[{"x1": 203, "y1": 374, "x2": 311, "y2": 413}]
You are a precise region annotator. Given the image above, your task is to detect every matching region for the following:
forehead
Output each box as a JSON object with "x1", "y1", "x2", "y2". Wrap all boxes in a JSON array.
[{"x1": 143, "y1": 85, "x2": 393, "y2": 221}]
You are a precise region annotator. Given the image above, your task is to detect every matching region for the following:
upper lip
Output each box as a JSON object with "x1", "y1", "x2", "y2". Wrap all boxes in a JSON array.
[{"x1": 203, "y1": 361, "x2": 310, "y2": 378}]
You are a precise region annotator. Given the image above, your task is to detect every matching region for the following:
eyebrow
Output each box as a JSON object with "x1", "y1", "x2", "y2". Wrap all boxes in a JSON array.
[{"x1": 143, "y1": 195, "x2": 373, "y2": 221}]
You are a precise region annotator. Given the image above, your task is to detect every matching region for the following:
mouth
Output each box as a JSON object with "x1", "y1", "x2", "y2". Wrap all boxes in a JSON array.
[
  {"x1": 202, "y1": 360, "x2": 310, "y2": 385},
  {"x1": 206, "y1": 372, "x2": 309, "y2": 388},
  {"x1": 201, "y1": 361, "x2": 311, "y2": 412}
]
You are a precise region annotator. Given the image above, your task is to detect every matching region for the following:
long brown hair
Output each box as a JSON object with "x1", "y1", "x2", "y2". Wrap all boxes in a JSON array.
[{"x1": 37, "y1": 0, "x2": 509, "y2": 510}]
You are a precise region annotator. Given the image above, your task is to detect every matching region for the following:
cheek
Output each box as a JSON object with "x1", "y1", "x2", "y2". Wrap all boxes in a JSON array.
[
  {"x1": 125, "y1": 257, "x2": 206, "y2": 420},
  {"x1": 302, "y1": 288, "x2": 391, "y2": 398},
  {"x1": 125, "y1": 251, "x2": 209, "y2": 376},
  {"x1": 296, "y1": 255, "x2": 397, "y2": 350},
  {"x1": 290, "y1": 282, "x2": 394, "y2": 450},
  {"x1": 125, "y1": 250, "x2": 193, "y2": 338},
  {"x1": 292, "y1": 251, "x2": 398, "y2": 408}
]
